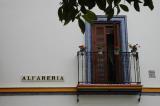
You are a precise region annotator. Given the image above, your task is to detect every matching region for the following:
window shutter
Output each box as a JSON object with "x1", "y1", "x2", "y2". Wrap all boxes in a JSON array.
[
  {"x1": 113, "y1": 23, "x2": 123, "y2": 83},
  {"x1": 91, "y1": 23, "x2": 123, "y2": 84},
  {"x1": 92, "y1": 24, "x2": 108, "y2": 83}
]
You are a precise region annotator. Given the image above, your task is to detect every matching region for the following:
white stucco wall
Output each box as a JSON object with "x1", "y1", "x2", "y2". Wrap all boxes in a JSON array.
[
  {"x1": 0, "y1": 95, "x2": 160, "y2": 106},
  {"x1": 0, "y1": 0, "x2": 160, "y2": 88},
  {"x1": 0, "y1": 0, "x2": 84, "y2": 87},
  {"x1": 124, "y1": 0, "x2": 160, "y2": 87},
  {"x1": 0, "y1": 0, "x2": 160, "y2": 106}
]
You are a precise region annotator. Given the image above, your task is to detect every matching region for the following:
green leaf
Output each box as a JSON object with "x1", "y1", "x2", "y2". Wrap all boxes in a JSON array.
[
  {"x1": 61, "y1": 2, "x2": 71, "y2": 25},
  {"x1": 64, "y1": 19, "x2": 71, "y2": 25},
  {"x1": 61, "y1": 0, "x2": 79, "y2": 25},
  {"x1": 69, "y1": 0, "x2": 77, "y2": 6},
  {"x1": 62, "y1": 0, "x2": 68, "y2": 4},
  {"x1": 107, "y1": 0, "x2": 114, "y2": 5},
  {"x1": 120, "y1": 4, "x2": 129, "y2": 12},
  {"x1": 144, "y1": 0, "x2": 154, "y2": 10},
  {"x1": 85, "y1": 0, "x2": 96, "y2": 9},
  {"x1": 78, "y1": 0, "x2": 85, "y2": 6},
  {"x1": 78, "y1": 18, "x2": 85, "y2": 34},
  {"x1": 82, "y1": 10, "x2": 97, "y2": 23},
  {"x1": 70, "y1": 7, "x2": 79, "y2": 22},
  {"x1": 134, "y1": 1, "x2": 140, "y2": 12},
  {"x1": 95, "y1": 0, "x2": 106, "y2": 10},
  {"x1": 105, "y1": 6, "x2": 114, "y2": 20},
  {"x1": 116, "y1": 5, "x2": 120, "y2": 14},
  {"x1": 58, "y1": 7, "x2": 63, "y2": 21},
  {"x1": 81, "y1": 6, "x2": 87, "y2": 14},
  {"x1": 63, "y1": 7, "x2": 73, "y2": 25},
  {"x1": 114, "y1": 0, "x2": 121, "y2": 6}
]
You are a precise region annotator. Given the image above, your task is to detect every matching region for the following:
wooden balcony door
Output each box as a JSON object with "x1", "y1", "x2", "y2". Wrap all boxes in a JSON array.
[{"x1": 92, "y1": 22, "x2": 123, "y2": 84}]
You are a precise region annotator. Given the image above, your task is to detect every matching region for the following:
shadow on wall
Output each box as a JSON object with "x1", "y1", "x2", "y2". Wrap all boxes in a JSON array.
[{"x1": 78, "y1": 95, "x2": 139, "y2": 106}]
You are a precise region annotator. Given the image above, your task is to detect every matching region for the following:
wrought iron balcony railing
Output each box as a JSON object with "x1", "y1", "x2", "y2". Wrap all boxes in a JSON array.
[{"x1": 77, "y1": 51, "x2": 141, "y2": 84}]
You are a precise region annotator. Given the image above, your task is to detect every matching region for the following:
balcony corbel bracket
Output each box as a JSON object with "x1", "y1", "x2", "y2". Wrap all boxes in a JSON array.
[
  {"x1": 138, "y1": 92, "x2": 142, "y2": 102},
  {"x1": 77, "y1": 94, "x2": 79, "y2": 103}
]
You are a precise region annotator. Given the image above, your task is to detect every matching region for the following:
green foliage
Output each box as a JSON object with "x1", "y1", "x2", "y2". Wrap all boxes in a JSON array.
[
  {"x1": 120, "y1": 4, "x2": 129, "y2": 12},
  {"x1": 58, "y1": 0, "x2": 154, "y2": 34},
  {"x1": 82, "y1": 10, "x2": 97, "y2": 23},
  {"x1": 78, "y1": 17, "x2": 85, "y2": 33},
  {"x1": 144, "y1": 0, "x2": 154, "y2": 10},
  {"x1": 96, "y1": 0, "x2": 106, "y2": 10}
]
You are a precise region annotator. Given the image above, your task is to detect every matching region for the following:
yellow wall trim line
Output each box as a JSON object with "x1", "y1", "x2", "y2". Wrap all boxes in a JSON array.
[
  {"x1": 0, "y1": 87, "x2": 160, "y2": 93},
  {"x1": 142, "y1": 87, "x2": 160, "y2": 93},
  {"x1": 0, "y1": 87, "x2": 77, "y2": 93}
]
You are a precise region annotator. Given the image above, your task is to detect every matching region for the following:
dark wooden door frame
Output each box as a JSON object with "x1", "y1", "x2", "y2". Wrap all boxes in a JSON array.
[{"x1": 91, "y1": 22, "x2": 123, "y2": 84}]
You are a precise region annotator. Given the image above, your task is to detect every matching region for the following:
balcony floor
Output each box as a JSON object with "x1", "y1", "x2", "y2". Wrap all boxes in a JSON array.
[{"x1": 77, "y1": 83, "x2": 142, "y2": 95}]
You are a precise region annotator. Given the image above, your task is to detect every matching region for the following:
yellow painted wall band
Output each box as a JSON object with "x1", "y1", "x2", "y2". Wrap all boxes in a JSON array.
[{"x1": 0, "y1": 87, "x2": 160, "y2": 93}]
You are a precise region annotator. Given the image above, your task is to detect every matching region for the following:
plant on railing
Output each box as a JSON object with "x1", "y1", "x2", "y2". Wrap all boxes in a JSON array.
[
  {"x1": 128, "y1": 43, "x2": 140, "y2": 52},
  {"x1": 78, "y1": 44, "x2": 86, "y2": 56},
  {"x1": 128, "y1": 43, "x2": 140, "y2": 60},
  {"x1": 79, "y1": 44, "x2": 86, "y2": 52}
]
